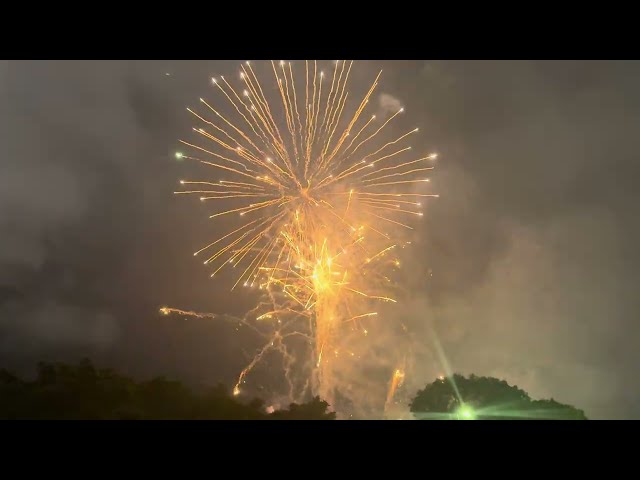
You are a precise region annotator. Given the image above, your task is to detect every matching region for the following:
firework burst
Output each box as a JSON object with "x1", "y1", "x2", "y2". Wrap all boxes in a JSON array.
[{"x1": 167, "y1": 60, "x2": 437, "y2": 415}]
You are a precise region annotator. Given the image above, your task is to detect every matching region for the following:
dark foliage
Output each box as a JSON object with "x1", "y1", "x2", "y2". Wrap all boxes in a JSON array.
[
  {"x1": 270, "y1": 396, "x2": 336, "y2": 420},
  {"x1": 410, "y1": 373, "x2": 588, "y2": 420},
  {"x1": 0, "y1": 359, "x2": 336, "y2": 420}
]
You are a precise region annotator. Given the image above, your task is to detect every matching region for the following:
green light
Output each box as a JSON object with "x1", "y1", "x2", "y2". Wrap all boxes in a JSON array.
[
  {"x1": 457, "y1": 405, "x2": 475, "y2": 420},
  {"x1": 175, "y1": 152, "x2": 183, "y2": 160}
]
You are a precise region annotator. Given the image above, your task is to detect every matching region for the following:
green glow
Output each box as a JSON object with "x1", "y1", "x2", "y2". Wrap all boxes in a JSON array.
[
  {"x1": 457, "y1": 405, "x2": 475, "y2": 420},
  {"x1": 175, "y1": 152, "x2": 183, "y2": 160}
]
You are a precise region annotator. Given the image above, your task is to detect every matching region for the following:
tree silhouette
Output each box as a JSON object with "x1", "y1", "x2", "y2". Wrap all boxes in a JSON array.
[
  {"x1": 270, "y1": 396, "x2": 337, "y2": 420},
  {"x1": 0, "y1": 360, "x2": 336, "y2": 420},
  {"x1": 410, "y1": 374, "x2": 587, "y2": 420}
]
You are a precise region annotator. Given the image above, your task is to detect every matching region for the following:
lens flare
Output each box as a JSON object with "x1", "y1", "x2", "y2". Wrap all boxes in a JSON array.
[{"x1": 167, "y1": 61, "x2": 438, "y2": 414}]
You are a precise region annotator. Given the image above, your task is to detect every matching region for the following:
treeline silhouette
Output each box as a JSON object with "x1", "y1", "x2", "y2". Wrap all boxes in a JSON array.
[
  {"x1": 0, "y1": 360, "x2": 588, "y2": 420},
  {"x1": 410, "y1": 373, "x2": 588, "y2": 420},
  {"x1": 0, "y1": 359, "x2": 336, "y2": 420}
]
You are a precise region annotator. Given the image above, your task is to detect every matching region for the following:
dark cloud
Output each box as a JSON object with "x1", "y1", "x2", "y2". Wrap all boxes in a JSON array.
[
  {"x1": 392, "y1": 60, "x2": 640, "y2": 419},
  {"x1": 1, "y1": 60, "x2": 639, "y2": 418}
]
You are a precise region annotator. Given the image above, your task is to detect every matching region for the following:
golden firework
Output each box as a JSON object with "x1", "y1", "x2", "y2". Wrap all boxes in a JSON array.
[{"x1": 169, "y1": 60, "x2": 437, "y2": 410}]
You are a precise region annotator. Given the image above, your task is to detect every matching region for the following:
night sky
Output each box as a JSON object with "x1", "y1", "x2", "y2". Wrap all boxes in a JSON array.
[{"x1": 1, "y1": 60, "x2": 639, "y2": 418}]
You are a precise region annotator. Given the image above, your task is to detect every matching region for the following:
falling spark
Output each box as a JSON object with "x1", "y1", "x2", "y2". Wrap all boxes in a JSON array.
[{"x1": 384, "y1": 367, "x2": 406, "y2": 416}]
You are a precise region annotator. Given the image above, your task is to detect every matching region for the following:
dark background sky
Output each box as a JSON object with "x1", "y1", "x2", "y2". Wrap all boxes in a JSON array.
[{"x1": 1, "y1": 60, "x2": 639, "y2": 418}]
